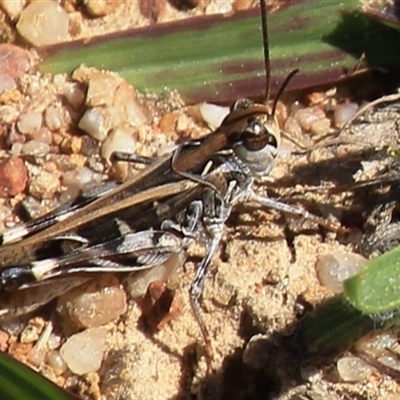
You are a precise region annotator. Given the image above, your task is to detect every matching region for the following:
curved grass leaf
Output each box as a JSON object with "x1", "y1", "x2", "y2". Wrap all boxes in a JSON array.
[
  {"x1": 301, "y1": 244, "x2": 400, "y2": 356},
  {"x1": 298, "y1": 295, "x2": 375, "y2": 356},
  {"x1": 39, "y1": 0, "x2": 400, "y2": 104},
  {"x1": 298, "y1": 294, "x2": 400, "y2": 357},
  {"x1": 0, "y1": 351, "x2": 80, "y2": 400},
  {"x1": 344, "y1": 244, "x2": 400, "y2": 313}
]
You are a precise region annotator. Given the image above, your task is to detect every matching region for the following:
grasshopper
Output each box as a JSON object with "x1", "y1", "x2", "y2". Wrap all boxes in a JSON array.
[{"x1": 0, "y1": 1, "x2": 342, "y2": 349}]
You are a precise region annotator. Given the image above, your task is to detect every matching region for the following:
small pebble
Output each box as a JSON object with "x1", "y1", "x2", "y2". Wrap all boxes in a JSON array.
[
  {"x1": 60, "y1": 327, "x2": 108, "y2": 375},
  {"x1": 294, "y1": 107, "x2": 325, "y2": 132},
  {"x1": 57, "y1": 275, "x2": 127, "y2": 330},
  {"x1": 283, "y1": 116, "x2": 302, "y2": 137},
  {"x1": 300, "y1": 365, "x2": 320, "y2": 383},
  {"x1": 0, "y1": 44, "x2": 31, "y2": 78},
  {"x1": 208, "y1": 273, "x2": 236, "y2": 307},
  {"x1": 63, "y1": 83, "x2": 85, "y2": 109},
  {"x1": 0, "y1": 318, "x2": 26, "y2": 336},
  {"x1": 378, "y1": 353, "x2": 400, "y2": 371},
  {"x1": 141, "y1": 281, "x2": 183, "y2": 331},
  {"x1": 113, "y1": 82, "x2": 150, "y2": 127},
  {"x1": 17, "y1": 1, "x2": 69, "y2": 46},
  {"x1": 62, "y1": 166, "x2": 102, "y2": 190},
  {"x1": 69, "y1": 136, "x2": 84, "y2": 154},
  {"x1": 65, "y1": 375, "x2": 79, "y2": 389},
  {"x1": 242, "y1": 334, "x2": 270, "y2": 369},
  {"x1": 0, "y1": 278, "x2": 90, "y2": 319},
  {"x1": 0, "y1": 330, "x2": 9, "y2": 351},
  {"x1": 86, "y1": 71, "x2": 120, "y2": 107},
  {"x1": 0, "y1": 104, "x2": 19, "y2": 124},
  {"x1": 21, "y1": 140, "x2": 50, "y2": 157},
  {"x1": 19, "y1": 196, "x2": 46, "y2": 220},
  {"x1": 27, "y1": 347, "x2": 46, "y2": 367},
  {"x1": 355, "y1": 331, "x2": 397, "y2": 358},
  {"x1": 17, "y1": 112, "x2": 43, "y2": 134},
  {"x1": 47, "y1": 333, "x2": 62, "y2": 350},
  {"x1": 316, "y1": 252, "x2": 367, "y2": 293},
  {"x1": 46, "y1": 350, "x2": 68, "y2": 375},
  {"x1": 20, "y1": 324, "x2": 41, "y2": 344},
  {"x1": 59, "y1": 185, "x2": 80, "y2": 204},
  {"x1": 0, "y1": 75, "x2": 16, "y2": 94},
  {"x1": 25, "y1": 78, "x2": 42, "y2": 96},
  {"x1": 80, "y1": 136, "x2": 100, "y2": 157},
  {"x1": 125, "y1": 252, "x2": 185, "y2": 298},
  {"x1": 199, "y1": 102, "x2": 229, "y2": 129},
  {"x1": 0, "y1": 156, "x2": 28, "y2": 197},
  {"x1": 334, "y1": 102, "x2": 358, "y2": 129},
  {"x1": 29, "y1": 170, "x2": 61, "y2": 199},
  {"x1": 78, "y1": 107, "x2": 120, "y2": 141},
  {"x1": 0, "y1": 87, "x2": 21, "y2": 104},
  {"x1": 10, "y1": 142, "x2": 25, "y2": 157},
  {"x1": 101, "y1": 127, "x2": 136, "y2": 164},
  {"x1": 159, "y1": 112, "x2": 180, "y2": 135},
  {"x1": 310, "y1": 118, "x2": 330, "y2": 135},
  {"x1": 233, "y1": 0, "x2": 252, "y2": 11},
  {"x1": 337, "y1": 356, "x2": 375, "y2": 382},
  {"x1": 31, "y1": 127, "x2": 52, "y2": 145},
  {"x1": 0, "y1": 0, "x2": 25, "y2": 20},
  {"x1": 84, "y1": 0, "x2": 121, "y2": 17},
  {"x1": 86, "y1": 157, "x2": 105, "y2": 173},
  {"x1": 44, "y1": 102, "x2": 69, "y2": 131}
]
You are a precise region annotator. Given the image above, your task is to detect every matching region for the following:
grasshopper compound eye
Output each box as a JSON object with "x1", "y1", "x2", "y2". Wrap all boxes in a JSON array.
[{"x1": 241, "y1": 118, "x2": 278, "y2": 152}]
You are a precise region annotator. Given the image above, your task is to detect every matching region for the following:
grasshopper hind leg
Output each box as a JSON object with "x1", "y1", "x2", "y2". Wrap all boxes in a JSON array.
[
  {"x1": 245, "y1": 190, "x2": 346, "y2": 233},
  {"x1": 110, "y1": 151, "x2": 156, "y2": 165}
]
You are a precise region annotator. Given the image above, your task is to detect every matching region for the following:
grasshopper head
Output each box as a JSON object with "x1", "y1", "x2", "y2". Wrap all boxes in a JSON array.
[
  {"x1": 228, "y1": 69, "x2": 298, "y2": 181},
  {"x1": 229, "y1": 99, "x2": 280, "y2": 180}
]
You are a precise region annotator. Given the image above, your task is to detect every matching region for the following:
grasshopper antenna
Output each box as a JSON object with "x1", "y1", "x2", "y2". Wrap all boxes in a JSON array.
[
  {"x1": 259, "y1": 0, "x2": 299, "y2": 118},
  {"x1": 271, "y1": 69, "x2": 299, "y2": 117},
  {"x1": 260, "y1": 0, "x2": 271, "y2": 105}
]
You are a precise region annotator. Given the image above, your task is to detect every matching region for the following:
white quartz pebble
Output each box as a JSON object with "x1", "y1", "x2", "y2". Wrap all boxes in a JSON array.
[
  {"x1": 17, "y1": 1, "x2": 69, "y2": 46},
  {"x1": 316, "y1": 252, "x2": 367, "y2": 293},
  {"x1": 60, "y1": 327, "x2": 107, "y2": 375},
  {"x1": 337, "y1": 356, "x2": 375, "y2": 382}
]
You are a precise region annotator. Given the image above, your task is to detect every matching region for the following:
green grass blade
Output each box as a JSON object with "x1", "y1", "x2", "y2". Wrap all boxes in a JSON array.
[
  {"x1": 302, "y1": 244, "x2": 400, "y2": 356},
  {"x1": 298, "y1": 295, "x2": 375, "y2": 356},
  {"x1": 298, "y1": 295, "x2": 400, "y2": 356},
  {"x1": 39, "y1": 0, "x2": 400, "y2": 104},
  {"x1": 0, "y1": 351, "x2": 80, "y2": 400},
  {"x1": 344, "y1": 245, "x2": 400, "y2": 313}
]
